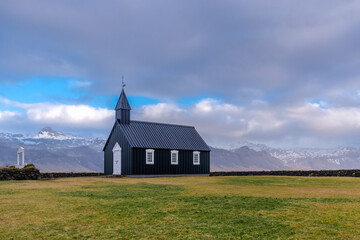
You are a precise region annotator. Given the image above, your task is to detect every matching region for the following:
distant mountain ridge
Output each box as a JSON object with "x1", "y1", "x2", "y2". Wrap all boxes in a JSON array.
[
  {"x1": 211, "y1": 142, "x2": 360, "y2": 171},
  {"x1": 1, "y1": 127, "x2": 360, "y2": 172},
  {"x1": 0, "y1": 127, "x2": 105, "y2": 172},
  {"x1": 210, "y1": 146, "x2": 289, "y2": 171}
]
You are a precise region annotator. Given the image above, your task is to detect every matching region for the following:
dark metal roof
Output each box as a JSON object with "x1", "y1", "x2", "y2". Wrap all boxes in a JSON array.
[
  {"x1": 115, "y1": 88, "x2": 131, "y2": 110},
  {"x1": 118, "y1": 120, "x2": 211, "y2": 151}
]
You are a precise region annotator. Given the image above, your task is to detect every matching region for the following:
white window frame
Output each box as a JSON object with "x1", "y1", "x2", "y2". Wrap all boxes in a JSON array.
[
  {"x1": 170, "y1": 150, "x2": 179, "y2": 165},
  {"x1": 146, "y1": 149, "x2": 155, "y2": 165},
  {"x1": 193, "y1": 151, "x2": 200, "y2": 165}
]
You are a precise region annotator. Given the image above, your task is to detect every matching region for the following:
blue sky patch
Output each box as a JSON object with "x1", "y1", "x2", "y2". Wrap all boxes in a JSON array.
[
  {"x1": 310, "y1": 99, "x2": 329, "y2": 109},
  {"x1": 0, "y1": 77, "x2": 83, "y2": 103}
]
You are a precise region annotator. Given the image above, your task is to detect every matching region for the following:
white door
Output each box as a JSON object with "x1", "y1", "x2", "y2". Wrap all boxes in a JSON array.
[{"x1": 112, "y1": 142, "x2": 121, "y2": 175}]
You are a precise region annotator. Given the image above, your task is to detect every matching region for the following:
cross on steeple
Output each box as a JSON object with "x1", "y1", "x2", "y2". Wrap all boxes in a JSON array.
[{"x1": 122, "y1": 76, "x2": 126, "y2": 89}]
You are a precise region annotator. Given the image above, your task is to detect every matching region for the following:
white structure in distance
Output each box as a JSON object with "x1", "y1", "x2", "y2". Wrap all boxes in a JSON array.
[{"x1": 16, "y1": 147, "x2": 25, "y2": 168}]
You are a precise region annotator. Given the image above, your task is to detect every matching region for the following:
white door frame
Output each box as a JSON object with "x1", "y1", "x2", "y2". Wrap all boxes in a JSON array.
[{"x1": 112, "y1": 142, "x2": 121, "y2": 175}]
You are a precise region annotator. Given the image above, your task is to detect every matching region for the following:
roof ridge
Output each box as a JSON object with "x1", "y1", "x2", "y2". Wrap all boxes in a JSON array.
[{"x1": 130, "y1": 120, "x2": 195, "y2": 128}]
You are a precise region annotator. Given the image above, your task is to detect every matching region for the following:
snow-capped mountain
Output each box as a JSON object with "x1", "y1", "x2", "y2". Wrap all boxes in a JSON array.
[
  {"x1": 1, "y1": 127, "x2": 360, "y2": 172},
  {"x1": 0, "y1": 127, "x2": 105, "y2": 150},
  {"x1": 34, "y1": 126, "x2": 74, "y2": 140},
  {"x1": 229, "y1": 142, "x2": 360, "y2": 170},
  {"x1": 0, "y1": 127, "x2": 105, "y2": 172}
]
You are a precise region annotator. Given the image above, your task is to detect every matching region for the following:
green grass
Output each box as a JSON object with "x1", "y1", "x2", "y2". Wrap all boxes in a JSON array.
[{"x1": 1, "y1": 176, "x2": 360, "y2": 239}]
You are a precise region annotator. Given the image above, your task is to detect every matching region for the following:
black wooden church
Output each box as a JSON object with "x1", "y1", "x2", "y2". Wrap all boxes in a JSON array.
[{"x1": 103, "y1": 86, "x2": 211, "y2": 175}]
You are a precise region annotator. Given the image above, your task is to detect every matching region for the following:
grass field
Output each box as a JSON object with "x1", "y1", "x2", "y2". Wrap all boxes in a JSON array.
[{"x1": 1, "y1": 176, "x2": 360, "y2": 239}]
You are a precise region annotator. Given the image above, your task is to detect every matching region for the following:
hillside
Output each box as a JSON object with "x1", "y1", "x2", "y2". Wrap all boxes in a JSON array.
[
  {"x1": 0, "y1": 127, "x2": 104, "y2": 172},
  {"x1": 1, "y1": 127, "x2": 360, "y2": 172}
]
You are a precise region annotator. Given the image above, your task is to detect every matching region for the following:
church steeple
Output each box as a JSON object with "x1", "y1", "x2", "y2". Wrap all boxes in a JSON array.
[{"x1": 115, "y1": 80, "x2": 131, "y2": 124}]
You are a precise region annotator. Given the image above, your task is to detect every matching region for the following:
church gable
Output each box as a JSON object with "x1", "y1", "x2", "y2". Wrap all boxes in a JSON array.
[{"x1": 102, "y1": 121, "x2": 118, "y2": 152}]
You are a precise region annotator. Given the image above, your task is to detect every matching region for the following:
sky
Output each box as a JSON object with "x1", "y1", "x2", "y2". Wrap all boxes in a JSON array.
[{"x1": 1, "y1": 0, "x2": 360, "y2": 149}]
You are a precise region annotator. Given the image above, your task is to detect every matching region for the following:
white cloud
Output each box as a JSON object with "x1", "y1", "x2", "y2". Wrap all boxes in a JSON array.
[
  {"x1": 287, "y1": 103, "x2": 360, "y2": 134},
  {"x1": 0, "y1": 110, "x2": 18, "y2": 121},
  {"x1": 193, "y1": 98, "x2": 240, "y2": 114},
  {"x1": 136, "y1": 98, "x2": 282, "y2": 143},
  {"x1": 134, "y1": 98, "x2": 360, "y2": 148},
  {"x1": 140, "y1": 103, "x2": 185, "y2": 120},
  {"x1": 194, "y1": 99, "x2": 215, "y2": 113},
  {"x1": 1, "y1": 98, "x2": 113, "y2": 128},
  {"x1": 25, "y1": 103, "x2": 113, "y2": 126},
  {"x1": 0, "y1": 97, "x2": 12, "y2": 105}
]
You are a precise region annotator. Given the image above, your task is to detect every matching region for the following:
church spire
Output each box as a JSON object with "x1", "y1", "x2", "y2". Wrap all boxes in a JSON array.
[
  {"x1": 115, "y1": 78, "x2": 131, "y2": 124},
  {"x1": 115, "y1": 88, "x2": 131, "y2": 111}
]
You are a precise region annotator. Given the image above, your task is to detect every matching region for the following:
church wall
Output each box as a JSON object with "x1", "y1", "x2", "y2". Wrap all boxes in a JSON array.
[
  {"x1": 104, "y1": 123, "x2": 132, "y2": 175},
  {"x1": 132, "y1": 148, "x2": 210, "y2": 175}
]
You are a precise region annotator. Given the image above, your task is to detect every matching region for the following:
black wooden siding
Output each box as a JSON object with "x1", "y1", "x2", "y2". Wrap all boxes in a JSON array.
[
  {"x1": 116, "y1": 109, "x2": 130, "y2": 124},
  {"x1": 104, "y1": 123, "x2": 132, "y2": 175},
  {"x1": 132, "y1": 148, "x2": 210, "y2": 175}
]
